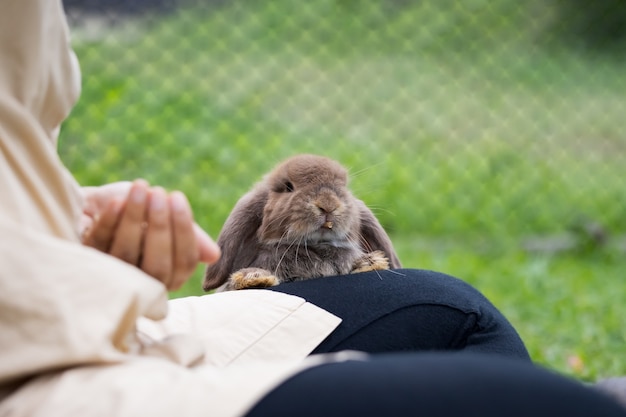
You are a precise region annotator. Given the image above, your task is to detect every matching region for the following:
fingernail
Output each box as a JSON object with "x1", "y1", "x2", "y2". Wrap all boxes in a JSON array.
[
  {"x1": 111, "y1": 198, "x2": 123, "y2": 214},
  {"x1": 170, "y1": 192, "x2": 189, "y2": 213},
  {"x1": 150, "y1": 189, "x2": 166, "y2": 210},
  {"x1": 131, "y1": 185, "x2": 147, "y2": 203}
]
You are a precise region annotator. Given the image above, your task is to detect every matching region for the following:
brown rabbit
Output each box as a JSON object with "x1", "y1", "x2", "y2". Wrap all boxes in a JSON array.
[{"x1": 203, "y1": 154, "x2": 401, "y2": 292}]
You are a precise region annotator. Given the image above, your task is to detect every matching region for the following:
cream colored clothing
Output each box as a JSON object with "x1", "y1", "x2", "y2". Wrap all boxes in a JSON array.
[{"x1": 0, "y1": 1, "x2": 342, "y2": 416}]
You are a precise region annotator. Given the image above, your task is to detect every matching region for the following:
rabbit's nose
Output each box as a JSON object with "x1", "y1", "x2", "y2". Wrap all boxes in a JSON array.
[
  {"x1": 315, "y1": 202, "x2": 340, "y2": 230},
  {"x1": 315, "y1": 197, "x2": 340, "y2": 215},
  {"x1": 316, "y1": 204, "x2": 336, "y2": 214}
]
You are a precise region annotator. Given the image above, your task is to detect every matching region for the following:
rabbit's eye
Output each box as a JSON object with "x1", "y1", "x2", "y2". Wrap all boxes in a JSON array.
[{"x1": 273, "y1": 180, "x2": 295, "y2": 193}]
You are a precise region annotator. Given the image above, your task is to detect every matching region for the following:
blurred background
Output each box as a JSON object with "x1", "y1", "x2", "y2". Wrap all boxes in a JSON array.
[{"x1": 59, "y1": 0, "x2": 625, "y2": 379}]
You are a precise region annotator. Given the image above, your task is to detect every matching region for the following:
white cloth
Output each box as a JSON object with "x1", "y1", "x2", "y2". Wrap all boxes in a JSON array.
[{"x1": 0, "y1": 1, "x2": 342, "y2": 416}]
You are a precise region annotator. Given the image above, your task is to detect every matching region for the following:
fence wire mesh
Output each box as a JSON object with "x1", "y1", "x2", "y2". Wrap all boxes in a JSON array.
[
  {"x1": 57, "y1": 0, "x2": 626, "y2": 377},
  {"x1": 59, "y1": 0, "x2": 625, "y2": 284}
]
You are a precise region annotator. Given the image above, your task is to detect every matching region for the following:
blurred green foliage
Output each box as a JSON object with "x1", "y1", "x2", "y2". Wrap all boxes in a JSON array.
[
  {"x1": 60, "y1": 0, "x2": 626, "y2": 380},
  {"x1": 549, "y1": 0, "x2": 626, "y2": 49}
]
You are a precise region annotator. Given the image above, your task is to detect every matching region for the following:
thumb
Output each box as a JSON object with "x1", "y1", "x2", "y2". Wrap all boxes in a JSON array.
[{"x1": 193, "y1": 223, "x2": 221, "y2": 264}]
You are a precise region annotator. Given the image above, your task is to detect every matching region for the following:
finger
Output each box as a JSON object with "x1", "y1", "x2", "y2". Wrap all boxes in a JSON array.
[
  {"x1": 169, "y1": 191, "x2": 200, "y2": 290},
  {"x1": 141, "y1": 187, "x2": 174, "y2": 288},
  {"x1": 82, "y1": 198, "x2": 123, "y2": 253},
  {"x1": 193, "y1": 223, "x2": 221, "y2": 264},
  {"x1": 82, "y1": 182, "x2": 132, "y2": 217},
  {"x1": 109, "y1": 179, "x2": 150, "y2": 265},
  {"x1": 81, "y1": 186, "x2": 101, "y2": 218},
  {"x1": 79, "y1": 214, "x2": 95, "y2": 240}
]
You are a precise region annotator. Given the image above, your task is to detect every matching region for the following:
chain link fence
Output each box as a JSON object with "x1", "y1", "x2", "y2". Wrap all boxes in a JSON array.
[
  {"x1": 57, "y1": 0, "x2": 626, "y2": 376},
  {"x1": 59, "y1": 0, "x2": 626, "y2": 280}
]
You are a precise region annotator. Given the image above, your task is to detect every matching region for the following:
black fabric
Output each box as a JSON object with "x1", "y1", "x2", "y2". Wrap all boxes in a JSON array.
[
  {"x1": 250, "y1": 270, "x2": 626, "y2": 416},
  {"x1": 246, "y1": 353, "x2": 626, "y2": 417},
  {"x1": 270, "y1": 268, "x2": 529, "y2": 360}
]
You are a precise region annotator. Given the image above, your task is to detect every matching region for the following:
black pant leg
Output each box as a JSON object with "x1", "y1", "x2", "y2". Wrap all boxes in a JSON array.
[
  {"x1": 270, "y1": 268, "x2": 529, "y2": 360},
  {"x1": 246, "y1": 353, "x2": 626, "y2": 417}
]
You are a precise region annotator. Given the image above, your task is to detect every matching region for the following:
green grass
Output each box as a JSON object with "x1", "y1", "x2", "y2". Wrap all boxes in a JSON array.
[{"x1": 59, "y1": 1, "x2": 626, "y2": 381}]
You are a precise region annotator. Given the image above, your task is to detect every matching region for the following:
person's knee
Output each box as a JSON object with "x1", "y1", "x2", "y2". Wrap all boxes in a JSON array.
[
  {"x1": 272, "y1": 268, "x2": 530, "y2": 359},
  {"x1": 369, "y1": 269, "x2": 530, "y2": 360}
]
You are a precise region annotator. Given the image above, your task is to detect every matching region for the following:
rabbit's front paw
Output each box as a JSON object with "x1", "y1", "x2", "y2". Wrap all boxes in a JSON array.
[
  {"x1": 230, "y1": 268, "x2": 279, "y2": 290},
  {"x1": 351, "y1": 250, "x2": 390, "y2": 274}
]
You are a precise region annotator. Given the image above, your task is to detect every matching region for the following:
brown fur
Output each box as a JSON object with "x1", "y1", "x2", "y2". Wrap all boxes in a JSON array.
[{"x1": 203, "y1": 154, "x2": 401, "y2": 291}]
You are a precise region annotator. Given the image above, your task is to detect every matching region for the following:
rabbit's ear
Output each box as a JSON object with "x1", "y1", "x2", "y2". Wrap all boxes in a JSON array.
[
  {"x1": 356, "y1": 199, "x2": 402, "y2": 268},
  {"x1": 203, "y1": 189, "x2": 267, "y2": 291}
]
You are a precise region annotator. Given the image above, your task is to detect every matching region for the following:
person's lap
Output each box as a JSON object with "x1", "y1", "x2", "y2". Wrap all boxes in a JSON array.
[
  {"x1": 254, "y1": 270, "x2": 626, "y2": 416},
  {"x1": 270, "y1": 268, "x2": 529, "y2": 359}
]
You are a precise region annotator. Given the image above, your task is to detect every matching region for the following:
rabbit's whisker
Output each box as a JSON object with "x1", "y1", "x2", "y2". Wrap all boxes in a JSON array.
[
  {"x1": 366, "y1": 206, "x2": 394, "y2": 216},
  {"x1": 384, "y1": 269, "x2": 407, "y2": 276},
  {"x1": 355, "y1": 233, "x2": 374, "y2": 253},
  {"x1": 303, "y1": 239, "x2": 311, "y2": 263},
  {"x1": 274, "y1": 238, "x2": 298, "y2": 278},
  {"x1": 260, "y1": 213, "x2": 292, "y2": 246},
  {"x1": 268, "y1": 229, "x2": 291, "y2": 277},
  {"x1": 347, "y1": 235, "x2": 363, "y2": 253},
  {"x1": 294, "y1": 235, "x2": 304, "y2": 270},
  {"x1": 347, "y1": 160, "x2": 386, "y2": 180},
  {"x1": 273, "y1": 229, "x2": 290, "y2": 258}
]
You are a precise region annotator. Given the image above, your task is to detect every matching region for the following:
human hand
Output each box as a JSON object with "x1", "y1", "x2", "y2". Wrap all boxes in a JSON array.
[{"x1": 81, "y1": 180, "x2": 221, "y2": 290}]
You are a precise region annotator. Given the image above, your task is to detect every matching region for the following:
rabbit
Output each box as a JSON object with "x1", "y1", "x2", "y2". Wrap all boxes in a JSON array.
[{"x1": 203, "y1": 154, "x2": 401, "y2": 292}]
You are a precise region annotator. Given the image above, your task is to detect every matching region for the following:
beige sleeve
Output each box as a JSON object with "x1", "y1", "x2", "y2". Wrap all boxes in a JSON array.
[
  {"x1": 0, "y1": 0, "x2": 171, "y2": 387},
  {"x1": 0, "y1": 0, "x2": 83, "y2": 240}
]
